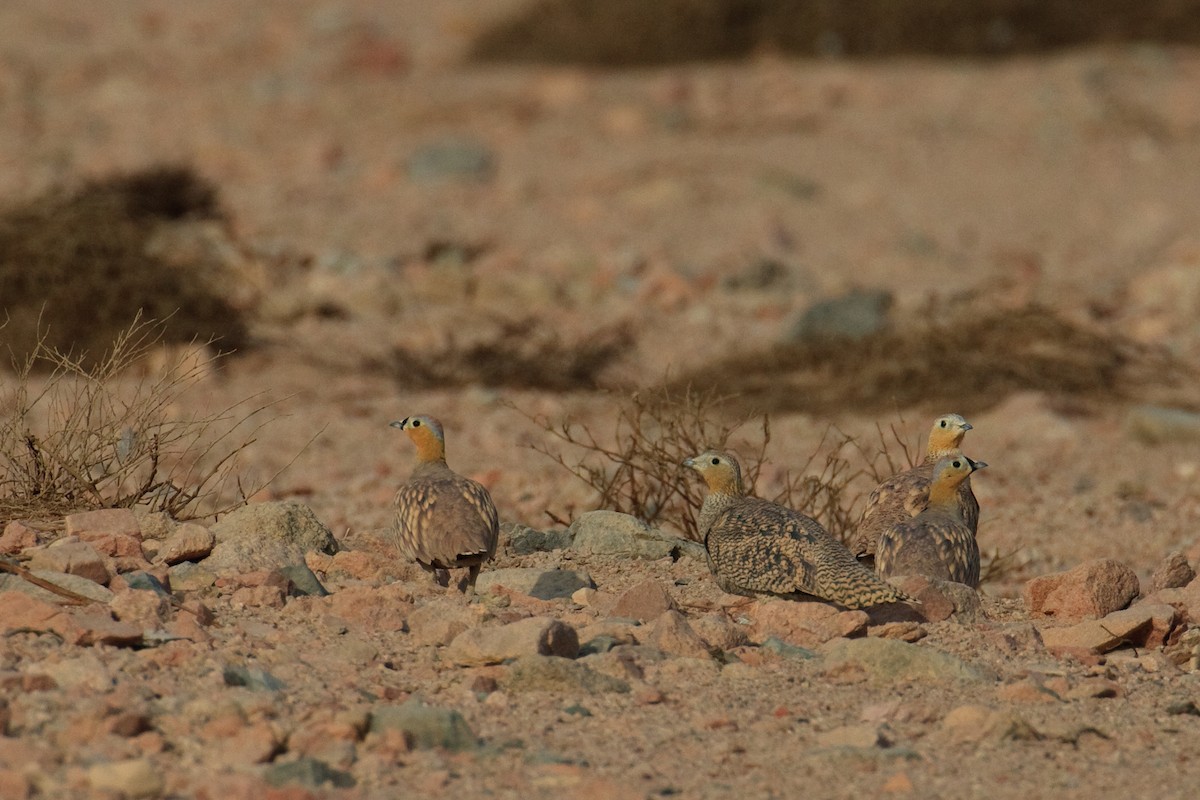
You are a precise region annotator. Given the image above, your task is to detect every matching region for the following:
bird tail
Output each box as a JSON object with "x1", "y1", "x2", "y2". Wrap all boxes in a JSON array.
[{"x1": 820, "y1": 561, "x2": 917, "y2": 609}]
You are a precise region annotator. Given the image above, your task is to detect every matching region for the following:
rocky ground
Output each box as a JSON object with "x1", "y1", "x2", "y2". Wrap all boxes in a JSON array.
[{"x1": 4, "y1": 2, "x2": 1200, "y2": 799}]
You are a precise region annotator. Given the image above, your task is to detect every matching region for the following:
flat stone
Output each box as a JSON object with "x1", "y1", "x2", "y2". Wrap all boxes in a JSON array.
[
  {"x1": 446, "y1": 616, "x2": 579, "y2": 666},
  {"x1": 406, "y1": 597, "x2": 481, "y2": 646},
  {"x1": 26, "y1": 541, "x2": 109, "y2": 586},
  {"x1": 65, "y1": 508, "x2": 141, "y2": 539},
  {"x1": 611, "y1": 579, "x2": 676, "y2": 622},
  {"x1": 501, "y1": 655, "x2": 631, "y2": 694},
  {"x1": 167, "y1": 561, "x2": 217, "y2": 591},
  {"x1": 0, "y1": 590, "x2": 85, "y2": 644},
  {"x1": 475, "y1": 567, "x2": 595, "y2": 600},
  {"x1": 70, "y1": 609, "x2": 144, "y2": 647},
  {"x1": 569, "y1": 511, "x2": 699, "y2": 561},
  {"x1": 821, "y1": 636, "x2": 992, "y2": 684},
  {"x1": 369, "y1": 698, "x2": 479, "y2": 751},
  {"x1": 264, "y1": 757, "x2": 355, "y2": 789},
  {"x1": 0, "y1": 570, "x2": 114, "y2": 604},
  {"x1": 747, "y1": 599, "x2": 869, "y2": 647},
  {"x1": 1039, "y1": 604, "x2": 1177, "y2": 654},
  {"x1": 502, "y1": 523, "x2": 574, "y2": 555}
]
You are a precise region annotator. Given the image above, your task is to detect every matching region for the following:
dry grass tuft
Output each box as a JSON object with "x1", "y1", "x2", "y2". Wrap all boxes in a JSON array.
[
  {"x1": 515, "y1": 386, "x2": 914, "y2": 542},
  {"x1": 666, "y1": 304, "x2": 1181, "y2": 418},
  {"x1": 0, "y1": 165, "x2": 247, "y2": 366},
  {"x1": 0, "y1": 315, "x2": 283, "y2": 523}
]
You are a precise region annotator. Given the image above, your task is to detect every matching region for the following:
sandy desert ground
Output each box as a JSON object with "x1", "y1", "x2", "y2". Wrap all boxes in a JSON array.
[{"x1": 4, "y1": 2, "x2": 1200, "y2": 798}]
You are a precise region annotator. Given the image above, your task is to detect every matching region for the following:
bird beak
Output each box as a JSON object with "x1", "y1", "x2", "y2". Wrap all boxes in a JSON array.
[
  {"x1": 960, "y1": 422, "x2": 973, "y2": 431},
  {"x1": 389, "y1": 419, "x2": 407, "y2": 430},
  {"x1": 682, "y1": 456, "x2": 696, "y2": 468},
  {"x1": 969, "y1": 457, "x2": 987, "y2": 470}
]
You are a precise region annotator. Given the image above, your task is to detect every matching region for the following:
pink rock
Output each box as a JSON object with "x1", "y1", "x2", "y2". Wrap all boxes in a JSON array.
[
  {"x1": 230, "y1": 585, "x2": 286, "y2": 609},
  {"x1": 0, "y1": 520, "x2": 39, "y2": 554},
  {"x1": 155, "y1": 523, "x2": 215, "y2": 565},
  {"x1": 1039, "y1": 603, "x2": 1176, "y2": 654},
  {"x1": 77, "y1": 532, "x2": 144, "y2": 560},
  {"x1": 1143, "y1": 575, "x2": 1200, "y2": 625},
  {"x1": 406, "y1": 598, "x2": 478, "y2": 646},
  {"x1": 0, "y1": 591, "x2": 84, "y2": 644},
  {"x1": 325, "y1": 584, "x2": 411, "y2": 633},
  {"x1": 611, "y1": 579, "x2": 676, "y2": 622},
  {"x1": 1023, "y1": 559, "x2": 1139, "y2": 620},
  {"x1": 64, "y1": 508, "x2": 141, "y2": 539},
  {"x1": 645, "y1": 610, "x2": 712, "y2": 659},
  {"x1": 109, "y1": 589, "x2": 170, "y2": 627},
  {"x1": 70, "y1": 609, "x2": 144, "y2": 647},
  {"x1": 748, "y1": 599, "x2": 869, "y2": 648},
  {"x1": 25, "y1": 542, "x2": 110, "y2": 586}
]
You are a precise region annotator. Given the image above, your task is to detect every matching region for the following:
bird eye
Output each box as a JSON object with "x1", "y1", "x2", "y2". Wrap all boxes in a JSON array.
[
  {"x1": 711, "y1": 457, "x2": 720, "y2": 465},
  {"x1": 940, "y1": 420, "x2": 948, "y2": 428},
  {"x1": 412, "y1": 419, "x2": 422, "y2": 427},
  {"x1": 952, "y1": 459, "x2": 962, "y2": 468}
]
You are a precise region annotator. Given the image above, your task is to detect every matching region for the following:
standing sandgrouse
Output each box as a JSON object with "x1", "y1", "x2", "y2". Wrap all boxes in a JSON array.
[
  {"x1": 852, "y1": 413, "x2": 980, "y2": 563},
  {"x1": 390, "y1": 415, "x2": 498, "y2": 594},
  {"x1": 875, "y1": 454, "x2": 987, "y2": 587},
  {"x1": 684, "y1": 450, "x2": 911, "y2": 609}
]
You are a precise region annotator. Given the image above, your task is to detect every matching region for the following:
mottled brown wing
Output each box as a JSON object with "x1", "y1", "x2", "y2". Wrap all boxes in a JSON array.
[
  {"x1": 958, "y1": 477, "x2": 980, "y2": 534},
  {"x1": 852, "y1": 462, "x2": 935, "y2": 557},
  {"x1": 876, "y1": 511, "x2": 979, "y2": 588},
  {"x1": 706, "y1": 507, "x2": 819, "y2": 596},
  {"x1": 392, "y1": 472, "x2": 498, "y2": 569}
]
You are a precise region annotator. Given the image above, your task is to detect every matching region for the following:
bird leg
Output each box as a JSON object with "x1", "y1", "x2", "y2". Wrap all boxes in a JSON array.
[{"x1": 460, "y1": 564, "x2": 481, "y2": 596}]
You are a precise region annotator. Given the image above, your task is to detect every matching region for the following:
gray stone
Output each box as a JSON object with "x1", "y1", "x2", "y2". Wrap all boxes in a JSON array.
[
  {"x1": 570, "y1": 511, "x2": 702, "y2": 561},
  {"x1": 474, "y1": 567, "x2": 594, "y2": 600},
  {"x1": 407, "y1": 138, "x2": 495, "y2": 183},
  {"x1": 501, "y1": 655, "x2": 631, "y2": 694},
  {"x1": 787, "y1": 289, "x2": 893, "y2": 342},
  {"x1": 264, "y1": 757, "x2": 355, "y2": 789},
  {"x1": 502, "y1": 523, "x2": 574, "y2": 555},
  {"x1": 1127, "y1": 405, "x2": 1200, "y2": 445},
  {"x1": 279, "y1": 563, "x2": 330, "y2": 597},
  {"x1": 204, "y1": 501, "x2": 337, "y2": 575},
  {"x1": 0, "y1": 571, "x2": 114, "y2": 604},
  {"x1": 821, "y1": 636, "x2": 992, "y2": 683},
  {"x1": 760, "y1": 636, "x2": 818, "y2": 660},
  {"x1": 120, "y1": 571, "x2": 172, "y2": 599},
  {"x1": 223, "y1": 665, "x2": 286, "y2": 692},
  {"x1": 446, "y1": 617, "x2": 579, "y2": 666},
  {"x1": 370, "y1": 698, "x2": 479, "y2": 751},
  {"x1": 1150, "y1": 551, "x2": 1196, "y2": 592},
  {"x1": 167, "y1": 561, "x2": 216, "y2": 591}
]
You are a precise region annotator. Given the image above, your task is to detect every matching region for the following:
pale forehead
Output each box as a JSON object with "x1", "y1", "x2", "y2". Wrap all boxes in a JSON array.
[{"x1": 934, "y1": 413, "x2": 968, "y2": 427}]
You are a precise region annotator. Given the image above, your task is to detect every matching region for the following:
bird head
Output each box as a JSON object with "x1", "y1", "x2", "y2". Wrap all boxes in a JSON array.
[
  {"x1": 929, "y1": 453, "x2": 986, "y2": 503},
  {"x1": 926, "y1": 413, "x2": 972, "y2": 459},
  {"x1": 683, "y1": 450, "x2": 744, "y2": 495},
  {"x1": 390, "y1": 415, "x2": 447, "y2": 462}
]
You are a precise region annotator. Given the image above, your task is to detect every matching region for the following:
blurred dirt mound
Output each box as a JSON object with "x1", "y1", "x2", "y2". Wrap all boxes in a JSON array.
[
  {"x1": 471, "y1": 0, "x2": 1200, "y2": 65},
  {"x1": 389, "y1": 317, "x2": 632, "y2": 391},
  {"x1": 0, "y1": 166, "x2": 248, "y2": 366},
  {"x1": 668, "y1": 305, "x2": 1182, "y2": 417}
]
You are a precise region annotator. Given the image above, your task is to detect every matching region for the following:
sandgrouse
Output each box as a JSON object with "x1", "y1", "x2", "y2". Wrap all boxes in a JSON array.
[
  {"x1": 684, "y1": 450, "x2": 910, "y2": 609},
  {"x1": 875, "y1": 454, "x2": 987, "y2": 587},
  {"x1": 852, "y1": 413, "x2": 980, "y2": 564},
  {"x1": 390, "y1": 415, "x2": 498, "y2": 594}
]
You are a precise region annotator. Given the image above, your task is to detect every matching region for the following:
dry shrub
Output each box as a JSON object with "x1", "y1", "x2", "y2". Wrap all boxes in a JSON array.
[
  {"x1": 0, "y1": 165, "x2": 247, "y2": 366},
  {"x1": 391, "y1": 317, "x2": 631, "y2": 391},
  {"x1": 516, "y1": 386, "x2": 912, "y2": 542},
  {"x1": 471, "y1": 0, "x2": 1200, "y2": 65},
  {"x1": 667, "y1": 304, "x2": 1180, "y2": 419},
  {"x1": 0, "y1": 315, "x2": 283, "y2": 523}
]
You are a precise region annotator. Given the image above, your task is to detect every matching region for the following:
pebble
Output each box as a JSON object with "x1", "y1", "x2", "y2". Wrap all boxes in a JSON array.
[
  {"x1": 787, "y1": 288, "x2": 893, "y2": 342},
  {"x1": 610, "y1": 579, "x2": 676, "y2": 622},
  {"x1": 502, "y1": 655, "x2": 631, "y2": 694},
  {"x1": 644, "y1": 610, "x2": 711, "y2": 659},
  {"x1": 570, "y1": 510, "x2": 699, "y2": 561},
  {"x1": 155, "y1": 522, "x2": 216, "y2": 565}
]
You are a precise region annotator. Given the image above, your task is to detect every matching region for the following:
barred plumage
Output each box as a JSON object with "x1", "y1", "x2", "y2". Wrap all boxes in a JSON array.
[
  {"x1": 390, "y1": 415, "x2": 498, "y2": 594},
  {"x1": 852, "y1": 413, "x2": 980, "y2": 562},
  {"x1": 684, "y1": 450, "x2": 911, "y2": 609},
  {"x1": 876, "y1": 454, "x2": 987, "y2": 587}
]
